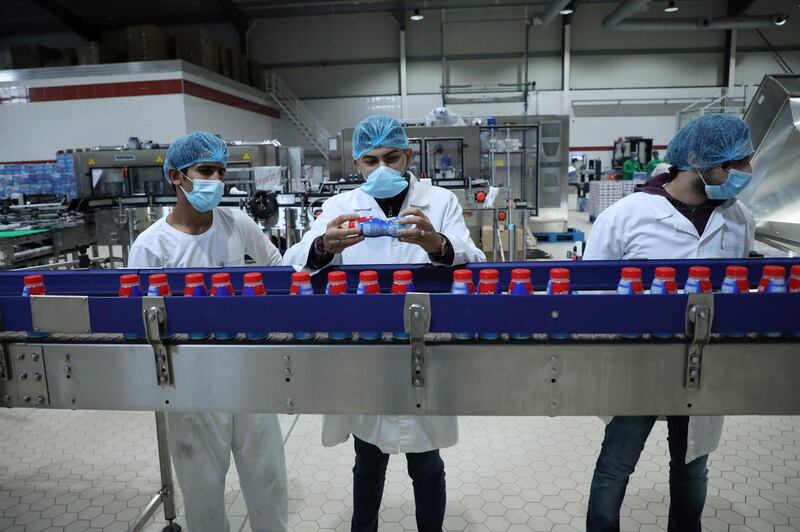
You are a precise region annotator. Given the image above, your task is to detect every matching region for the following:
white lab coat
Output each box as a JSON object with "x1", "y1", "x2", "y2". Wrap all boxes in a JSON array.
[
  {"x1": 584, "y1": 192, "x2": 755, "y2": 463},
  {"x1": 128, "y1": 207, "x2": 288, "y2": 532},
  {"x1": 283, "y1": 175, "x2": 486, "y2": 454}
]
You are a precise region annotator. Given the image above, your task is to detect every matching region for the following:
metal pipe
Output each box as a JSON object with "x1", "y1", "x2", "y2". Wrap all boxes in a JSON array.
[
  {"x1": 609, "y1": 13, "x2": 789, "y2": 31},
  {"x1": 155, "y1": 411, "x2": 179, "y2": 526},
  {"x1": 440, "y1": 8, "x2": 446, "y2": 106},
  {"x1": 532, "y1": 0, "x2": 574, "y2": 28},
  {"x1": 602, "y1": 0, "x2": 651, "y2": 29}
]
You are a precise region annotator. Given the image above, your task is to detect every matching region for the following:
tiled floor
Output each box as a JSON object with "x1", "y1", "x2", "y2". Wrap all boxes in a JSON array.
[
  {"x1": 1, "y1": 410, "x2": 799, "y2": 531},
  {"x1": 2, "y1": 197, "x2": 799, "y2": 531}
]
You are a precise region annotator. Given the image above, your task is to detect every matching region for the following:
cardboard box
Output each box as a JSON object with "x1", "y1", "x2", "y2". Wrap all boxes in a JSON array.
[
  {"x1": 250, "y1": 58, "x2": 266, "y2": 91},
  {"x1": 229, "y1": 49, "x2": 242, "y2": 82},
  {"x1": 127, "y1": 25, "x2": 173, "y2": 61},
  {"x1": 175, "y1": 31, "x2": 220, "y2": 73},
  {"x1": 481, "y1": 225, "x2": 524, "y2": 253},
  {"x1": 219, "y1": 48, "x2": 233, "y2": 79},
  {"x1": 77, "y1": 42, "x2": 126, "y2": 65},
  {"x1": 10, "y1": 45, "x2": 62, "y2": 69},
  {"x1": 239, "y1": 54, "x2": 251, "y2": 85}
]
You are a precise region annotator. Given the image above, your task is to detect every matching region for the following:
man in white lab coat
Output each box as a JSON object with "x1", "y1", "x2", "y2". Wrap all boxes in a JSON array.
[
  {"x1": 283, "y1": 115, "x2": 485, "y2": 532},
  {"x1": 583, "y1": 114, "x2": 756, "y2": 532},
  {"x1": 128, "y1": 132, "x2": 287, "y2": 532}
]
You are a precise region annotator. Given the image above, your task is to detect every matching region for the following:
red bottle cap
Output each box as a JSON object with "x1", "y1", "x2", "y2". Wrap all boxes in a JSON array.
[
  {"x1": 393, "y1": 270, "x2": 413, "y2": 282},
  {"x1": 212, "y1": 273, "x2": 231, "y2": 284},
  {"x1": 763, "y1": 265, "x2": 786, "y2": 278},
  {"x1": 120, "y1": 274, "x2": 140, "y2": 285},
  {"x1": 479, "y1": 269, "x2": 499, "y2": 281},
  {"x1": 654, "y1": 267, "x2": 676, "y2": 279},
  {"x1": 328, "y1": 271, "x2": 347, "y2": 282},
  {"x1": 359, "y1": 271, "x2": 378, "y2": 282},
  {"x1": 549, "y1": 268, "x2": 570, "y2": 280},
  {"x1": 621, "y1": 267, "x2": 642, "y2": 280},
  {"x1": 453, "y1": 269, "x2": 473, "y2": 282},
  {"x1": 185, "y1": 273, "x2": 204, "y2": 284},
  {"x1": 725, "y1": 266, "x2": 748, "y2": 278},
  {"x1": 688, "y1": 266, "x2": 710, "y2": 279},
  {"x1": 244, "y1": 272, "x2": 263, "y2": 284},
  {"x1": 24, "y1": 274, "x2": 44, "y2": 285},
  {"x1": 792, "y1": 264, "x2": 800, "y2": 277},
  {"x1": 511, "y1": 268, "x2": 531, "y2": 281},
  {"x1": 149, "y1": 273, "x2": 168, "y2": 284},
  {"x1": 292, "y1": 272, "x2": 310, "y2": 283}
]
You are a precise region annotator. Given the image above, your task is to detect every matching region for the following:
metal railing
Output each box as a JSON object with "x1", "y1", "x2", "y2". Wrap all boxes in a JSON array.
[
  {"x1": 267, "y1": 73, "x2": 331, "y2": 159},
  {"x1": 676, "y1": 86, "x2": 750, "y2": 130}
]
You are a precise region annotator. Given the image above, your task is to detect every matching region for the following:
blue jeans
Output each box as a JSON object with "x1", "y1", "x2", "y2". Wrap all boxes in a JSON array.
[
  {"x1": 587, "y1": 416, "x2": 708, "y2": 532},
  {"x1": 351, "y1": 436, "x2": 446, "y2": 532}
]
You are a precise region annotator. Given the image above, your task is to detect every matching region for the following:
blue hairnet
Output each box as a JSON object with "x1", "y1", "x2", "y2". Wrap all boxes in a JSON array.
[
  {"x1": 164, "y1": 131, "x2": 228, "y2": 178},
  {"x1": 666, "y1": 114, "x2": 754, "y2": 171},
  {"x1": 352, "y1": 115, "x2": 409, "y2": 160}
]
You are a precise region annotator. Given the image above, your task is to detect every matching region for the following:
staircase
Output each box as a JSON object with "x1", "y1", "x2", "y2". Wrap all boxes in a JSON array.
[
  {"x1": 266, "y1": 73, "x2": 332, "y2": 160},
  {"x1": 676, "y1": 86, "x2": 750, "y2": 131}
]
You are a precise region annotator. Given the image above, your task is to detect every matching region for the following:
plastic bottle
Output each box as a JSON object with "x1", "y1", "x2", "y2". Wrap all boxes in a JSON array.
[
  {"x1": 547, "y1": 268, "x2": 571, "y2": 340},
  {"x1": 210, "y1": 273, "x2": 236, "y2": 341},
  {"x1": 391, "y1": 270, "x2": 414, "y2": 341},
  {"x1": 348, "y1": 216, "x2": 410, "y2": 237},
  {"x1": 147, "y1": 273, "x2": 172, "y2": 297},
  {"x1": 508, "y1": 268, "x2": 533, "y2": 340},
  {"x1": 119, "y1": 274, "x2": 145, "y2": 340},
  {"x1": 451, "y1": 269, "x2": 475, "y2": 341},
  {"x1": 720, "y1": 265, "x2": 749, "y2": 338},
  {"x1": 758, "y1": 265, "x2": 787, "y2": 337},
  {"x1": 326, "y1": 271, "x2": 352, "y2": 341},
  {"x1": 147, "y1": 273, "x2": 174, "y2": 339},
  {"x1": 477, "y1": 269, "x2": 500, "y2": 340},
  {"x1": 242, "y1": 272, "x2": 269, "y2": 341},
  {"x1": 22, "y1": 275, "x2": 48, "y2": 338},
  {"x1": 650, "y1": 266, "x2": 678, "y2": 339},
  {"x1": 184, "y1": 273, "x2": 211, "y2": 340},
  {"x1": 617, "y1": 267, "x2": 644, "y2": 339},
  {"x1": 357, "y1": 271, "x2": 382, "y2": 341},
  {"x1": 790, "y1": 265, "x2": 800, "y2": 337},
  {"x1": 290, "y1": 272, "x2": 315, "y2": 341},
  {"x1": 684, "y1": 266, "x2": 712, "y2": 294}
]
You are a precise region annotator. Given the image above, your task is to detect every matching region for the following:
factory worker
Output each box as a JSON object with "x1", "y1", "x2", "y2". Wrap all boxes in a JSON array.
[
  {"x1": 622, "y1": 152, "x2": 642, "y2": 180},
  {"x1": 643, "y1": 150, "x2": 664, "y2": 175},
  {"x1": 284, "y1": 115, "x2": 485, "y2": 532},
  {"x1": 583, "y1": 114, "x2": 755, "y2": 532},
  {"x1": 128, "y1": 132, "x2": 287, "y2": 532}
]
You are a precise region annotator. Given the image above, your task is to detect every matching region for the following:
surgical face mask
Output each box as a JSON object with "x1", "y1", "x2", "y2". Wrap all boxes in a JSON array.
[
  {"x1": 360, "y1": 164, "x2": 409, "y2": 199},
  {"x1": 697, "y1": 168, "x2": 752, "y2": 200},
  {"x1": 179, "y1": 171, "x2": 224, "y2": 212}
]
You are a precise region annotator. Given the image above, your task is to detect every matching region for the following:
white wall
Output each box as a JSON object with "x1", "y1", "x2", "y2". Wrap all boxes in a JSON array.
[{"x1": 183, "y1": 95, "x2": 274, "y2": 141}]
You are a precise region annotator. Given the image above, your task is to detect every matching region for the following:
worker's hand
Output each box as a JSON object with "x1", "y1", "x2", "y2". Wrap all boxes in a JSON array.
[
  {"x1": 322, "y1": 214, "x2": 365, "y2": 254},
  {"x1": 396, "y1": 208, "x2": 444, "y2": 254}
]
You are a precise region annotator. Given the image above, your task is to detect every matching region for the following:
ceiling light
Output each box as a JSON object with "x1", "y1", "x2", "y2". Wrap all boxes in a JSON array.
[
  {"x1": 664, "y1": 1, "x2": 679, "y2": 12},
  {"x1": 410, "y1": 9, "x2": 424, "y2": 21},
  {"x1": 560, "y1": 2, "x2": 574, "y2": 15}
]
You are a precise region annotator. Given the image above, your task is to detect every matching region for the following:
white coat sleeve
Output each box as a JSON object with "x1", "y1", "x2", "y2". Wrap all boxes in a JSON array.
[
  {"x1": 583, "y1": 210, "x2": 625, "y2": 261},
  {"x1": 438, "y1": 191, "x2": 486, "y2": 265},
  {"x1": 282, "y1": 197, "x2": 343, "y2": 271},
  {"x1": 744, "y1": 211, "x2": 756, "y2": 257},
  {"x1": 242, "y1": 216, "x2": 282, "y2": 266}
]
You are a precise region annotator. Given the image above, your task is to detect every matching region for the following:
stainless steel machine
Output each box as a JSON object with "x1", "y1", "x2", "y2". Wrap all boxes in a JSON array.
[
  {"x1": 330, "y1": 115, "x2": 570, "y2": 259},
  {"x1": 741, "y1": 74, "x2": 800, "y2": 251}
]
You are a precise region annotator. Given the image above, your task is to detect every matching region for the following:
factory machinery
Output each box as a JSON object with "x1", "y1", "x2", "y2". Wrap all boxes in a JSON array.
[{"x1": 0, "y1": 259, "x2": 798, "y2": 529}]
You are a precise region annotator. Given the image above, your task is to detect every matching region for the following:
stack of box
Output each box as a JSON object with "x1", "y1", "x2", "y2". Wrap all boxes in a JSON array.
[
  {"x1": 0, "y1": 154, "x2": 77, "y2": 199},
  {"x1": 219, "y1": 48, "x2": 233, "y2": 79},
  {"x1": 10, "y1": 45, "x2": 65, "y2": 69},
  {"x1": 250, "y1": 58, "x2": 266, "y2": 91},
  {"x1": 480, "y1": 225, "x2": 525, "y2": 254},
  {"x1": 77, "y1": 42, "x2": 126, "y2": 65},
  {"x1": 588, "y1": 181, "x2": 624, "y2": 219},
  {"x1": 127, "y1": 25, "x2": 173, "y2": 61},
  {"x1": 239, "y1": 54, "x2": 251, "y2": 86},
  {"x1": 175, "y1": 31, "x2": 221, "y2": 73}
]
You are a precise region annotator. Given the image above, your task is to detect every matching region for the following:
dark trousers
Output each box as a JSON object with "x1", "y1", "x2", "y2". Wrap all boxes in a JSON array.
[
  {"x1": 587, "y1": 416, "x2": 709, "y2": 532},
  {"x1": 351, "y1": 436, "x2": 446, "y2": 532}
]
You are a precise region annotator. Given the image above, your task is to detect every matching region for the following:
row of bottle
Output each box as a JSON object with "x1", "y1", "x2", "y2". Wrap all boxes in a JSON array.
[{"x1": 19, "y1": 263, "x2": 799, "y2": 340}]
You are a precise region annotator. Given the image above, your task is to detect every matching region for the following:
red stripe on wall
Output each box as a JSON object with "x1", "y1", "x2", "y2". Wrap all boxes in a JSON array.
[{"x1": 8, "y1": 79, "x2": 280, "y2": 119}]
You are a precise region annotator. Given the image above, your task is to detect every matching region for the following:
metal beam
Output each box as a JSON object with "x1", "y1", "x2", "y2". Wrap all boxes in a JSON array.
[
  {"x1": 29, "y1": 0, "x2": 100, "y2": 41},
  {"x1": 215, "y1": 0, "x2": 250, "y2": 52}
]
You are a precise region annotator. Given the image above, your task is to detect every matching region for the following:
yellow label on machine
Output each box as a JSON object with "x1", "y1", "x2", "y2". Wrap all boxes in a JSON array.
[
  {"x1": 243, "y1": 152, "x2": 251, "y2": 160},
  {"x1": 87, "y1": 158, "x2": 96, "y2": 166},
  {"x1": 155, "y1": 155, "x2": 164, "y2": 163}
]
